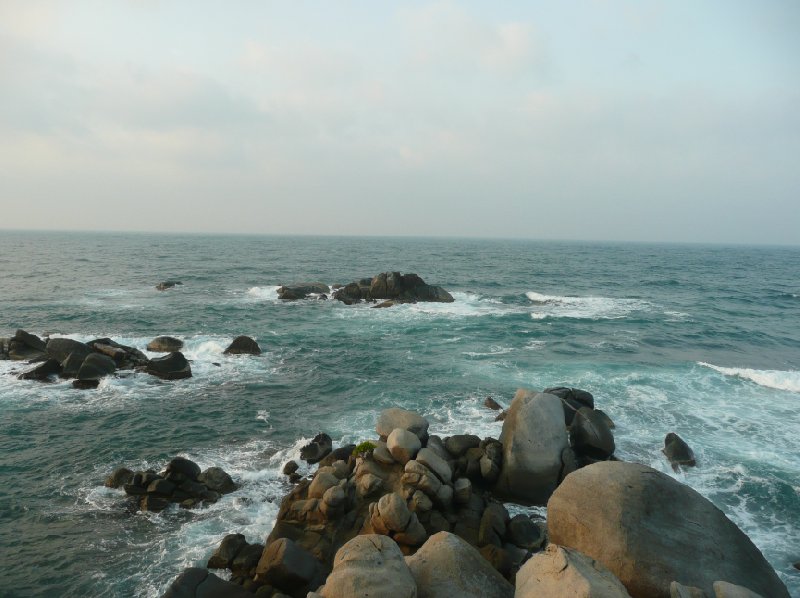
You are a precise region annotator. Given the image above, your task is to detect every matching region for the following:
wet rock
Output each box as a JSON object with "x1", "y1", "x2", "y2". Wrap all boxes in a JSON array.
[
  {"x1": 198, "y1": 467, "x2": 236, "y2": 494},
  {"x1": 8, "y1": 329, "x2": 47, "y2": 360},
  {"x1": 300, "y1": 433, "x2": 332, "y2": 465},
  {"x1": 506, "y1": 514, "x2": 543, "y2": 550},
  {"x1": 277, "y1": 282, "x2": 330, "y2": 300},
  {"x1": 156, "y1": 280, "x2": 182, "y2": 291},
  {"x1": 547, "y1": 461, "x2": 790, "y2": 598},
  {"x1": 73, "y1": 379, "x2": 100, "y2": 389},
  {"x1": 255, "y1": 537, "x2": 323, "y2": 598},
  {"x1": 18, "y1": 358, "x2": 62, "y2": 381},
  {"x1": 545, "y1": 386, "x2": 595, "y2": 426},
  {"x1": 77, "y1": 353, "x2": 116, "y2": 381},
  {"x1": 140, "y1": 495, "x2": 171, "y2": 512},
  {"x1": 146, "y1": 351, "x2": 192, "y2": 380},
  {"x1": 208, "y1": 534, "x2": 249, "y2": 569},
  {"x1": 105, "y1": 467, "x2": 134, "y2": 489},
  {"x1": 663, "y1": 432, "x2": 696, "y2": 471},
  {"x1": 146, "y1": 336, "x2": 184, "y2": 352},
  {"x1": 570, "y1": 406, "x2": 615, "y2": 460},
  {"x1": 47, "y1": 338, "x2": 92, "y2": 365},
  {"x1": 484, "y1": 396, "x2": 503, "y2": 411},
  {"x1": 165, "y1": 457, "x2": 202, "y2": 481},
  {"x1": 282, "y1": 461, "x2": 299, "y2": 476},
  {"x1": 223, "y1": 336, "x2": 262, "y2": 356}
]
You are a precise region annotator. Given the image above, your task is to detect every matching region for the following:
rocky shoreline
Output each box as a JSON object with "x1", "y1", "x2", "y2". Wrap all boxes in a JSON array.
[{"x1": 158, "y1": 389, "x2": 789, "y2": 598}]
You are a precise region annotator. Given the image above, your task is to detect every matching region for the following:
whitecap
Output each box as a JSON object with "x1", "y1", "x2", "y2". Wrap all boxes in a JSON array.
[
  {"x1": 698, "y1": 362, "x2": 800, "y2": 393},
  {"x1": 244, "y1": 285, "x2": 280, "y2": 301},
  {"x1": 525, "y1": 291, "x2": 650, "y2": 320}
]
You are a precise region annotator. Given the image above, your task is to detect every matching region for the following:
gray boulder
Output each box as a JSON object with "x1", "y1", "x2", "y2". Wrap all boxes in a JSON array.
[
  {"x1": 46, "y1": 337, "x2": 92, "y2": 365},
  {"x1": 516, "y1": 544, "x2": 632, "y2": 598},
  {"x1": 255, "y1": 537, "x2": 323, "y2": 598},
  {"x1": 146, "y1": 352, "x2": 192, "y2": 380},
  {"x1": 387, "y1": 428, "x2": 421, "y2": 464},
  {"x1": 277, "y1": 282, "x2": 330, "y2": 300},
  {"x1": 159, "y1": 567, "x2": 251, "y2": 598},
  {"x1": 494, "y1": 389, "x2": 568, "y2": 505},
  {"x1": 547, "y1": 461, "x2": 789, "y2": 598},
  {"x1": 77, "y1": 353, "x2": 116, "y2": 380},
  {"x1": 223, "y1": 336, "x2": 261, "y2": 356},
  {"x1": 405, "y1": 531, "x2": 513, "y2": 598},
  {"x1": 18, "y1": 358, "x2": 62, "y2": 381},
  {"x1": 376, "y1": 408, "x2": 429, "y2": 442},
  {"x1": 319, "y1": 534, "x2": 416, "y2": 598}
]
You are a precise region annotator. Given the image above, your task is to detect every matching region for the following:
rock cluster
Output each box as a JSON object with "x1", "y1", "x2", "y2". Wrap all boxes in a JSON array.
[
  {"x1": 4, "y1": 329, "x2": 263, "y2": 388},
  {"x1": 333, "y1": 272, "x2": 454, "y2": 305},
  {"x1": 105, "y1": 457, "x2": 237, "y2": 513},
  {"x1": 277, "y1": 283, "x2": 330, "y2": 300},
  {"x1": 159, "y1": 394, "x2": 788, "y2": 598}
]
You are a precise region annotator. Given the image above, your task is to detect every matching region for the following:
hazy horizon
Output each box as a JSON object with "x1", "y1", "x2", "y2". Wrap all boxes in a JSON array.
[{"x1": 1, "y1": 1, "x2": 798, "y2": 245}]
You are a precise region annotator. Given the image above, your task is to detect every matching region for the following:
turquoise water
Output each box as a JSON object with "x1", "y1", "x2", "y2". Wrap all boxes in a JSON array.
[{"x1": 1, "y1": 231, "x2": 798, "y2": 596}]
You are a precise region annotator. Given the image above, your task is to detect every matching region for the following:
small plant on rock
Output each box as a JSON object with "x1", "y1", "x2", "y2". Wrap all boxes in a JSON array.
[{"x1": 352, "y1": 441, "x2": 376, "y2": 457}]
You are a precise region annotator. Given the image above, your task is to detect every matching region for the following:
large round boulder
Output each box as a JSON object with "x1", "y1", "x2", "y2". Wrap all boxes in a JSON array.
[
  {"x1": 223, "y1": 336, "x2": 262, "y2": 356},
  {"x1": 570, "y1": 406, "x2": 615, "y2": 459},
  {"x1": 318, "y1": 534, "x2": 416, "y2": 598},
  {"x1": 146, "y1": 336, "x2": 184, "y2": 352},
  {"x1": 376, "y1": 408, "x2": 429, "y2": 442},
  {"x1": 277, "y1": 282, "x2": 330, "y2": 300},
  {"x1": 77, "y1": 353, "x2": 117, "y2": 381},
  {"x1": 663, "y1": 432, "x2": 696, "y2": 471},
  {"x1": 494, "y1": 389, "x2": 568, "y2": 505},
  {"x1": 46, "y1": 337, "x2": 92, "y2": 365},
  {"x1": 146, "y1": 352, "x2": 192, "y2": 380},
  {"x1": 516, "y1": 544, "x2": 631, "y2": 597},
  {"x1": 405, "y1": 531, "x2": 513, "y2": 598},
  {"x1": 547, "y1": 461, "x2": 789, "y2": 598}
]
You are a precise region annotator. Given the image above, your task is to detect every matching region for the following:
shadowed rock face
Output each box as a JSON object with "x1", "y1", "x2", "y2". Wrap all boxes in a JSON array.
[
  {"x1": 277, "y1": 282, "x2": 330, "y2": 300},
  {"x1": 223, "y1": 336, "x2": 262, "y2": 356},
  {"x1": 547, "y1": 461, "x2": 790, "y2": 598},
  {"x1": 332, "y1": 272, "x2": 454, "y2": 305}
]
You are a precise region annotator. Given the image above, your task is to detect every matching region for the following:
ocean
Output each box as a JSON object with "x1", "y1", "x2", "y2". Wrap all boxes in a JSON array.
[{"x1": 1, "y1": 231, "x2": 798, "y2": 597}]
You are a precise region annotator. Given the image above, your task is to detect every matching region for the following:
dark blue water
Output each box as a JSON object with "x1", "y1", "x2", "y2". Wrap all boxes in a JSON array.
[{"x1": 1, "y1": 231, "x2": 798, "y2": 596}]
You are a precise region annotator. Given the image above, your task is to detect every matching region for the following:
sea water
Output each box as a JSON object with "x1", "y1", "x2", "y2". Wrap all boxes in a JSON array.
[{"x1": 0, "y1": 231, "x2": 798, "y2": 596}]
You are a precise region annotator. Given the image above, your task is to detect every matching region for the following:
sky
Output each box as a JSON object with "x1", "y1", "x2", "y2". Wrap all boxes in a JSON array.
[{"x1": 1, "y1": 1, "x2": 798, "y2": 244}]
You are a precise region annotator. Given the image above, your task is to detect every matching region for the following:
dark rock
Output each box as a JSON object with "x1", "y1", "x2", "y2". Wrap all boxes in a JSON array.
[
  {"x1": 166, "y1": 457, "x2": 202, "y2": 481},
  {"x1": 332, "y1": 281, "x2": 363, "y2": 304},
  {"x1": 334, "y1": 272, "x2": 454, "y2": 304},
  {"x1": 123, "y1": 483, "x2": 148, "y2": 496},
  {"x1": 479, "y1": 544, "x2": 513, "y2": 578},
  {"x1": 478, "y1": 502, "x2": 509, "y2": 548},
  {"x1": 77, "y1": 353, "x2": 117, "y2": 381},
  {"x1": 208, "y1": 534, "x2": 249, "y2": 569},
  {"x1": 73, "y1": 379, "x2": 100, "y2": 389},
  {"x1": 794, "y1": 562, "x2": 800, "y2": 571},
  {"x1": 544, "y1": 386, "x2": 595, "y2": 425},
  {"x1": 255, "y1": 537, "x2": 322, "y2": 598},
  {"x1": 594, "y1": 408, "x2": 616, "y2": 429},
  {"x1": 300, "y1": 433, "x2": 332, "y2": 465},
  {"x1": 140, "y1": 495, "x2": 171, "y2": 512},
  {"x1": 147, "y1": 478, "x2": 177, "y2": 496},
  {"x1": 8, "y1": 338, "x2": 46, "y2": 361},
  {"x1": 277, "y1": 282, "x2": 330, "y2": 300},
  {"x1": 445, "y1": 434, "x2": 481, "y2": 457},
  {"x1": 282, "y1": 461, "x2": 299, "y2": 475},
  {"x1": 160, "y1": 567, "x2": 252, "y2": 598},
  {"x1": 61, "y1": 351, "x2": 87, "y2": 378},
  {"x1": 47, "y1": 337, "x2": 93, "y2": 365},
  {"x1": 663, "y1": 432, "x2": 696, "y2": 471},
  {"x1": 495, "y1": 410, "x2": 507, "y2": 422},
  {"x1": 506, "y1": 514, "x2": 543, "y2": 550},
  {"x1": 547, "y1": 461, "x2": 790, "y2": 598},
  {"x1": 18, "y1": 358, "x2": 62, "y2": 381},
  {"x1": 179, "y1": 479, "x2": 209, "y2": 497},
  {"x1": 288, "y1": 473, "x2": 302, "y2": 484},
  {"x1": 570, "y1": 406, "x2": 615, "y2": 460},
  {"x1": 146, "y1": 352, "x2": 192, "y2": 380},
  {"x1": 147, "y1": 336, "x2": 184, "y2": 352},
  {"x1": 317, "y1": 444, "x2": 357, "y2": 467},
  {"x1": 223, "y1": 336, "x2": 262, "y2": 356},
  {"x1": 198, "y1": 467, "x2": 236, "y2": 494},
  {"x1": 156, "y1": 280, "x2": 182, "y2": 291},
  {"x1": 232, "y1": 543, "x2": 265, "y2": 576},
  {"x1": 105, "y1": 467, "x2": 134, "y2": 489},
  {"x1": 91, "y1": 342, "x2": 127, "y2": 363},
  {"x1": 484, "y1": 396, "x2": 503, "y2": 411},
  {"x1": 14, "y1": 329, "x2": 47, "y2": 352}
]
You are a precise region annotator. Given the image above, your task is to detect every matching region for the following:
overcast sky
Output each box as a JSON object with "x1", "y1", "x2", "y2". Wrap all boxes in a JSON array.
[{"x1": 1, "y1": 1, "x2": 798, "y2": 244}]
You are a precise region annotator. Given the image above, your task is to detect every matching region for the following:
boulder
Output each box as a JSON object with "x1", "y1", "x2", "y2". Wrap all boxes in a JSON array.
[
  {"x1": 444, "y1": 434, "x2": 481, "y2": 457},
  {"x1": 146, "y1": 352, "x2": 192, "y2": 380},
  {"x1": 506, "y1": 514, "x2": 543, "y2": 550},
  {"x1": 376, "y1": 408, "x2": 429, "y2": 442},
  {"x1": 282, "y1": 461, "x2": 299, "y2": 476},
  {"x1": 712, "y1": 581, "x2": 764, "y2": 598},
  {"x1": 405, "y1": 531, "x2": 514, "y2": 598},
  {"x1": 670, "y1": 582, "x2": 707, "y2": 598},
  {"x1": 77, "y1": 353, "x2": 116, "y2": 381},
  {"x1": 18, "y1": 358, "x2": 62, "y2": 381},
  {"x1": 416, "y1": 448, "x2": 452, "y2": 484},
  {"x1": 207, "y1": 534, "x2": 248, "y2": 569},
  {"x1": 155, "y1": 280, "x2": 182, "y2": 291},
  {"x1": 319, "y1": 534, "x2": 416, "y2": 598},
  {"x1": 105, "y1": 467, "x2": 134, "y2": 489},
  {"x1": 277, "y1": 282, "x2": 330, "y2": 300},
  {"x1": 544, "y1": 386, "x2": 595, "y2": 425},
  {"x1": 494, "y1": 389, "x2": 568, "y2": 505},
  {"x1": 300, "y1": 433, "x2": 333, "y2": 465},
  {"x1": 516, "y1": 544, "x2": 632, "y2": 598},
  {"x1": 663, "y1": 433, "x2": 696, "y2": 471},
  {"x1": 46, "y1": 337, "x2": 92, "y2": 365},
  {"x1": 484, "y1": 396, "x2": 503, "y2": 411},
  {"x1": 255, "y1": 537, "x2": 323, "y2": 598},
  {"x1": 9, "y1": 329, "x2": 47, "y2": 361},
  {"x1": 160, "y1": 567, "x2": 251, "y2": 598},
  {"x1": 165, "y1": 457, "x2": 202, "y2": 481},
  {"x1": 198, "y1": 467, "x2": 236, "y2": 494},
  {"x1": 223, "y1": 336, "x2": 262, "y2": 356},
  {"x1": 387, "y1": 429, "x2": 422, "y2": 465},
  {"x1": 570, "y1": 406, "x2": 615, "y2": 459},
  {"x1": 332, "y1": 282, "x2": 364, "y2": 304},
  {"x1": 147, "y1": 336, "x2": 184, "y2": 352},
  {"x1": 547, "y1": 461, "x2": 790, "y2": 598}
]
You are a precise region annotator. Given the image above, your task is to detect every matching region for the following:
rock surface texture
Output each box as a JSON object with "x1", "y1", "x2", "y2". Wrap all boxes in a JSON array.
[{"x1": 546, "y1": 461, "x2": 789, "y2": 598}]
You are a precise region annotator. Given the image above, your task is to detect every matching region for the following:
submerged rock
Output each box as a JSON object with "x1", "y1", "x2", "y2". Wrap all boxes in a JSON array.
[{"x1": 155, "y1": 280, "x2": 182, "y2": 291}]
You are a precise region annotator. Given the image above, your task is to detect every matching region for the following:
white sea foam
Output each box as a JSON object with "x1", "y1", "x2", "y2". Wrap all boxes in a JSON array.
[
  {"x1": 245, "y1": 285, "x2": 280, "y2": 301},
  {"x1": 698, "y1": 362, "x2": 800, "y2": 393},
  {"x1": 526, "y1": 291, "x2": 650, "y2": 320}
]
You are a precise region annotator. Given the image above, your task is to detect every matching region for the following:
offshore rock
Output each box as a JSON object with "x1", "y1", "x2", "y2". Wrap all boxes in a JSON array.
[
  {"x1": 18, "y1": 358, "x2": 62, "y2": 381},
  {"x1": 146, "y1": 351, "x2": 192, "y2": 380},
  {"x1": 155, "y1": 280, "x2": 182, "y2": 291},
  {"x1": 547, "y1": 461, "x2": 790, "y2": 598},
  {"x1": 277, "y1": 282, "x2": 330, "y2": 300},
  {"x1": 333, "y1": 272, "x2": 454, "y2": 304},
  {"x1": 146, "y1": 336, "x2": 184, "y2": 352},
  {"x1": 77, "y1": 353, "x2": 117, "y2": 381},
  {"x1": 223, "y1": 335, "x2": 262, "y2": 356},
  {"x1": 663, "y1": 432, "x2": 697, "y2": 471}
]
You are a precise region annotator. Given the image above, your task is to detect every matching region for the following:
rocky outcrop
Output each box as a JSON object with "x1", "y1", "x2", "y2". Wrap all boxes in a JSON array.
[
  {"x1": 110, "y1": 457, "x2": 236, "y2": 512},
  {"x1": 223, "y1": 336, "x2": 262, "y2": 356},
  {"x1": 277, "y1": 282, "x2": 330, "y2": 300},
  {"x1": 544, "y1": 386, "x2": 594, "y2": 426},
  {"x1": 255, "y1": 537, "x2": 324, "y2": 597},
  {"x1": 316, "y1": 535, "x2": 417, "y2": 598},
  {"x1": 155, "y1": 280, "x2": 182, "y2": 291},
  {"x1": 160, "y1": 567, "x2": 251, "y2": 598},
  {"x1": 18, "y1": 358, "x2": 62, "y2": 381},
  {"x1": 146, "y1": 336, "x2": 184, "y2": 352},
  {"x1": 663, "y1": 432, "x2": 696, "y2": 471},
  {"x1": 494, "y1": 389, "x2": 568, "y2": 505},
  {"x1": 515, "y1": 544, "x2": 632, "y2": 597},
  {"x1": 332, "y1": 272, "x2": 454, "y2": 305},
  {"x1": 146, "y1": 352, "x2": 192, "y2": 380},
  {"x1": 406, "y1": 531, "x2": 514, "y2": 598},
  {"x1": 6, "y1": 329, "x2": 47, "y2": 361},
  {"x1": 547, "y1": 461, "x2": 789, "y2": 598},
  {"x1": 301, "y1": 433, "x2": 333, "y2": 465}
]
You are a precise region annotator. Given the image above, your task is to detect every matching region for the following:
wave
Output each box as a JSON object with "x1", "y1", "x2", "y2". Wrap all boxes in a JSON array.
[
  {"x1": 245, "y1": 286, "x2": 280, "y2": 301},
  {"x1": 526, "y1": 291, "x2": 651, "y2": 320},
  {"x1": 698, "y1": 362, "x2": 800, "y2": 393}
]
